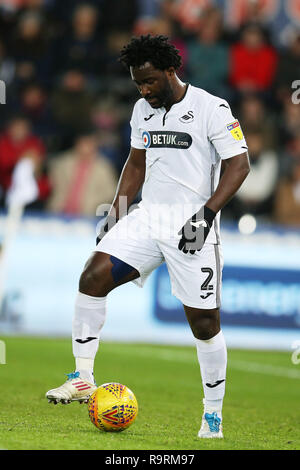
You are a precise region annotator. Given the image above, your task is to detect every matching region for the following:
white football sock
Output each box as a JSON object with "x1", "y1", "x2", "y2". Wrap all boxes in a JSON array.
[
  {"x1": 195, "y1": 330, "x2": 227, "y2": 415},
  {"x1": 72, "y1": 292, "x2": 106, "y2": 383}
]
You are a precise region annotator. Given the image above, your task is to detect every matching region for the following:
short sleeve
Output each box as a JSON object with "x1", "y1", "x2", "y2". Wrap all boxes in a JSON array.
[
  {"x1": 130, "y1": 101, "x2": 144, "y2": 149},
  {"x1": 207, "y1": 101, "x2": 248, "y2": 159}
]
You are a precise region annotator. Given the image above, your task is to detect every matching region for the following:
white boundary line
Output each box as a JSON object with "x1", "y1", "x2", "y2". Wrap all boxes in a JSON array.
[
  {"x1": 115, "y1": 347, "x2": 300, "y2": 380},
  {"x1": 229, "y1": 360, "x2": 300, "y2": 379}
]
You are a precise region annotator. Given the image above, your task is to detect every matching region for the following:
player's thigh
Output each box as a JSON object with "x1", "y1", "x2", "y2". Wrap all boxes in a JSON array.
[
  {"x1": 79, "y1": 251, "x2": 140, "y2": 296},
  {"x1": 159, "y1": 242, "x2": 223, "y2": 310},
  {"x1": 91, "y1": 207, "x2": 164, "y2": 293}
]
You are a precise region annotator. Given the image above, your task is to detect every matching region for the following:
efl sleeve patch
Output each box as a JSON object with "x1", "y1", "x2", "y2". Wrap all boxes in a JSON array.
[{"x1": 227, "y1": 121, "x2": 244, "y2": 141}]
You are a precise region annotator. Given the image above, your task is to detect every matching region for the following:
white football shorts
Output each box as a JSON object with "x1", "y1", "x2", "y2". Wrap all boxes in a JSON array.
[{"x1": 96, "y1": 206, "x2": 223, "y2": 309}]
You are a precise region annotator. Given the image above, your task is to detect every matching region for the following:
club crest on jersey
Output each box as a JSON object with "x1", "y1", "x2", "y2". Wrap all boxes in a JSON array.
[
  {"x1": 179, "y1": 111, "x2": 194, "y2": 123},
  {"x1": 227, "y1": 121, "x2": 243, "y2": 141},
  {"x1": 142, "y1": 131, "x2": 192, "y2": 149}
]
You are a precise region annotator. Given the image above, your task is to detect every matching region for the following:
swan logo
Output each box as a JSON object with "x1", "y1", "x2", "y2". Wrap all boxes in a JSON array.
[{"x1": 179, "y1": 111, "x2": 194, "y2": 123}]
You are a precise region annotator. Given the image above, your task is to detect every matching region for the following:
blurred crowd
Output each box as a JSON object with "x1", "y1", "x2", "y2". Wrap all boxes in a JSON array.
[{"x1": 0, "y1": 0, "x2": 300, "y2": 226}]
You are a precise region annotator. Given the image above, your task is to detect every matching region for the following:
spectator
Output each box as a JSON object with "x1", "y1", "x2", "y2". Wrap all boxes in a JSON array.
[
  {"x1": 0, "y1": 115, "x2": 50, "y2": 206},
  {"x1": 275, "y1": 29, "x2": 300, "y2": 104},
  {"x1": 0, "y1": 39, "x2": 16, "y2": 127},
  {"x1": 16, "y1": 0, "x2": 60, "y2": 41},
  {"x1": 133, "y1": 16, "x2": 187, "y2": 78},
  {"x1": 238, "y1": 93, "x2": 277, "y2": 149},
  {"x1": 277, "y1": 99, "x2": 300, "y2": 151},
  {"x1": 51, "y1": 0, "x2": 101, "y2": 25},
  {"x1": 274, "y1": 160, "x2": 300, "y2": 227},
  {"x1": 52, "y1": 3, "x2": 105, "y2": 79},
  {"x1": 0, "y1": 3, "x2": 19, "y2": 43},
  {"x1": 222, "y1": 0, "x2": 278, "y2": 33},
  {"x1": 229, "y1": 23, "x2": 277, "y2": 96},
  {"x1": 279, "y1": 133, "x2": 300, "y2": 180},
  {"x1": 47, "y1": 132, "x2": 118, "y2": 216},
  {"x1": 186, "y1": 7, "x2": 229, "y2": 97},
  {"x1": 0, "y1": 38, "x2": 16, "y2": 86},
  {"x1": 228, "y1": 129, "x2": 279, "y2": 219},
  {"x1": 90, "y1": 95, "x2": 125, "y2": 173},
  {"x1": 9, "y1": 11, "x2": 50, "y2": 84},
  {"x1": 99, "y1": 0, "x2": 138, "y2": 34},
  {"x1": 51, "y1": 69, "x2": 95, "y2": 149},
  {"x1": 136, "y1": 0, "x2": 161, "y2": 19},
  {"x1": 15, "y1": 82, "x2": 58, "y2": 150},
  {"x1": 0, "y1": 1, "x2": 27, "y2": 13},
  {"x1": 162, "y1": 0, "x2": 213, "y2": 34},
  {"x1": 104, "y1": 30, "x2": 133, "y2": 83}
]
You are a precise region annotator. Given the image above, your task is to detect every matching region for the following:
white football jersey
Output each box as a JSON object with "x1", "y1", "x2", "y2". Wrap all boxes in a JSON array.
[{"x1": 130, "y1": 84, "x2": 248, "y2": 244}]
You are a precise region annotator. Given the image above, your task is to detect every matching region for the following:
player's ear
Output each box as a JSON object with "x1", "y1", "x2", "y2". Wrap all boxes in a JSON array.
[{"x1": 166, "y1": 67, "x2": 175, "y2": 77}]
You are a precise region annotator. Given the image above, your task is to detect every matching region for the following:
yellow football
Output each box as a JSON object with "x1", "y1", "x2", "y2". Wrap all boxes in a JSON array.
[{"x1": 88, "y1": 382, "x2": 138, "y2": 432}]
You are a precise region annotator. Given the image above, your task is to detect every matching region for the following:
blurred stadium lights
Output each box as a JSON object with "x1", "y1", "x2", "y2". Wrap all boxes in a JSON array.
[{"x1": 238, "y1": 214, "x2": 257, "y2": 235}]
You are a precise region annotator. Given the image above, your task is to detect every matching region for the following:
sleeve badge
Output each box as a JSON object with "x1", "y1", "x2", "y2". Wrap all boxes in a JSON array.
[{"x1": 227, "y1": 121, "x2": 244, "y2": 141}]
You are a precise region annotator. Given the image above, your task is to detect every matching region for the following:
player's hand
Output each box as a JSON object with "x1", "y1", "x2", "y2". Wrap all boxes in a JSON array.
[
  {"x1": 96, "y1": 215, "x2": 116, "y2": 245},
  {"x1": 178, "y1": 206, "x2": 216, "y2": 255}
]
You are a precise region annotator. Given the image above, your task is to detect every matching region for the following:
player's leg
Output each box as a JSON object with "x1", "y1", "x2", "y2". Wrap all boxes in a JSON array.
[
  {"x1": 46, "y1": 206, "x2": 164, "y2": 404},
  {"x1": 72, "y1": 252, "x2": 139, "y2": 381},
  {"x1": 46, "y1": 251, "x2": 140, "y2": 404},
  {"x1": 159, "y1": 241, "x2": 226, "y2": 436},
  {"x1": 183, "y1": 305, "x2": 227, "y2": 438},
  {"x1": 73, "y1": 251, "x2": 140, "y2": 381}
]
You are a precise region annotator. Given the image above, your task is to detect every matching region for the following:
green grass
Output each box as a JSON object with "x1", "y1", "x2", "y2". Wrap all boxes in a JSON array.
[{"x1": 0, "y1": 337, "x2": 299, "y2": 450}]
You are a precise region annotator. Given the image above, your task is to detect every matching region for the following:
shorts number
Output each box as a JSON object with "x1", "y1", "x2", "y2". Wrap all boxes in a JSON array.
[{"x1": 201, "y1": 268, "x2": 213, "y2": 291}]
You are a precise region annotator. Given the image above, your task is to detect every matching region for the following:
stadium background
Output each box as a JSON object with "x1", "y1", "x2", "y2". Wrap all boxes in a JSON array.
[{"x1": 0, "y1": 0, "x2": 300, "y2": 351}]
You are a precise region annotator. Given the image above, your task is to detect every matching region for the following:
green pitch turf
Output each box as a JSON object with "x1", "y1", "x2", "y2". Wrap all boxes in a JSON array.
[{"x1": 0, "y1": 336, "x2": 299, "y2": 450}]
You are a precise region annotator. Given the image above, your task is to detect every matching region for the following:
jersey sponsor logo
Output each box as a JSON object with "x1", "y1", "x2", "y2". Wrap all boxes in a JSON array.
[
  {"x1": 179, "y1": 110, "x2": 194, "y2": 123},
  {"x1": 226, "y1": 120, "x2": 244, "y2": 141},
  {"x1": 142, "y1": 131, "x2": 151, "y2": 148},
  {"x1": 142, "y1": 131, "x2": 192, "y2": 149}
]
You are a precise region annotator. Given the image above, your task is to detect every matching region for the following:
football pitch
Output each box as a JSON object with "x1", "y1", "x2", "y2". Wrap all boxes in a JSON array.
[{"x1": 0, "y1": 336, "x2": 299, "y2": 450}]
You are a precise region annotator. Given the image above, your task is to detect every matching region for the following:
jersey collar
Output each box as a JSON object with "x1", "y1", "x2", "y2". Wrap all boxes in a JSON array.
[{"x1": 163, "y1": 83, "x2": 190, "y2": 112}]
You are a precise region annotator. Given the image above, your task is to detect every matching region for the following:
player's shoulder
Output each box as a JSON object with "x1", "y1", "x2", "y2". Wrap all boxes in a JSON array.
[
  {"x1": 132, "y1": 97, "x2": 151, "y2": 115},
  {"x1": 189, "y1": 85, "x2": 230, "y2": 112},
  {"x1": 131, "y1": 97, "x2": 156, "y2": 124}
]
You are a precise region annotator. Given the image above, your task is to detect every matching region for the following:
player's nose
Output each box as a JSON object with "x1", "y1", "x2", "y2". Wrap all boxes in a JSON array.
[{"x1": 139, "y1": 84, "x2": 151, "y2": 98}]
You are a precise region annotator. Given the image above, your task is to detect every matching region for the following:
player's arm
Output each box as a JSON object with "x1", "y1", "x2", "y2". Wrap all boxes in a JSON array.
[
  {"x1": 109, "y1": 147, "x2": 146, "y2": 218},
  {"x1": 96, "y1": 147, "x2": 146, "y2": 243},
  {"x1": 178, "y1": 152, "x2": 250, "y2": 254},
  {"x1": 178, "y1": 99, "x2": 251, "y2": 254},
  {"x1": 205, "y1": 151, "x2": 250, "y2": 213}
]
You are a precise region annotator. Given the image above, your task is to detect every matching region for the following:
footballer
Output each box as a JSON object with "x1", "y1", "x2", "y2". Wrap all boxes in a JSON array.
[{"x1": 46, "y1": 35, "x2": 250, "y2": 438}]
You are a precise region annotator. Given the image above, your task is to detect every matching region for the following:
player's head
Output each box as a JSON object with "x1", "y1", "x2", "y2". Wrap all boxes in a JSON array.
[{"x1": 119, "y1": 35, "x2": 182, "y2": 108}]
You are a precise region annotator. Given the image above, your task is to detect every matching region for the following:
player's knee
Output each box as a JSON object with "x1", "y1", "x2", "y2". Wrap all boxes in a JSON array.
[
  {"x1": 188, "y1": 309, "x2": 220, "y2": 340},
  {"x1": 79, "y1": 259, "x2": 112, "y2": 297}
]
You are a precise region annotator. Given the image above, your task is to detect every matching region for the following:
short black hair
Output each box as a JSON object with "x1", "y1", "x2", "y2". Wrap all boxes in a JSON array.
[{"x1": 119, "y1": 35, "x2": 182, "y2": 71}]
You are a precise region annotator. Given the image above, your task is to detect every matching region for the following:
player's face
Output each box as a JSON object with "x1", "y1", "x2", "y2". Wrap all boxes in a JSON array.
[{"x1": 130, "y1": 62, "x2": 174, "y2": 109}]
